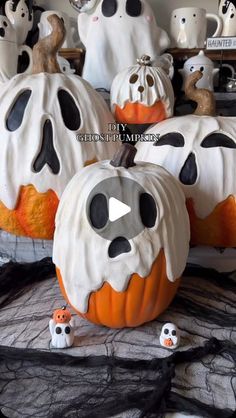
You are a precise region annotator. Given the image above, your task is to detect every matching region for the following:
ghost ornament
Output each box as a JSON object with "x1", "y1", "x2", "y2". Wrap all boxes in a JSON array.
[
  {"x1": 5, "y1": 0, "x2": 33, "y2": 45},
  {"x1": 49, "y1": 307, "x2": 75, "y2": 349},
  {"x1": 78, "y1": 0, "x2": 170, "y2": 90},
  {"x1": 160, "y1": 323, "x2": 180, "y2": 349}
]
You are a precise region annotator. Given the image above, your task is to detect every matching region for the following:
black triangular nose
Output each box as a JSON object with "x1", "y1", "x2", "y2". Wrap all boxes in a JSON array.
[
  {"x1": 179, "y1": 153, "x2": 197, "y2": 185},
  {"x1": 33, "y1": 120, "x2": 60, "y2": 175}
]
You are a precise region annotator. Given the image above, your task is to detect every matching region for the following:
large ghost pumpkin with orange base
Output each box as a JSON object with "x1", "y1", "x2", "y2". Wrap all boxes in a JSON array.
[
  {"x1": 136, "y1": 71, "x2": 236, "y2": 247},
  {"x1": 53, "y1": 144, "x2": 190, "y2": 328},
  {"x1": 0, "y1": 15, "x2": 118, "y2": 240},
  {"x1": 110, "y1": 55, "x2": 174, "y2": 125}
]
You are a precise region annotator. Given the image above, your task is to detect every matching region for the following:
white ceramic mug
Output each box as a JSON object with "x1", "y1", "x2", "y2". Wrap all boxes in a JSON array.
[
  {"x1": 219, "y1": 0, "x2": 236, "y2": 36},
  {"x1": 0, "y1": 15, "x2": 32, "y2": 83},
  {"x1": 38, "y1": 10, "x2": 75, "y2": 48},
  {"x1": 170, "y1": 7, "x2": 223, "y2": 49}
]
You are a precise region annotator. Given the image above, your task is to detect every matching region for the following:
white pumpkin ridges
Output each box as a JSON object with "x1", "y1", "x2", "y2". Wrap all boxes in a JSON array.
[
  {"x1": 110, "y1": 64, "x2": 175, "y2": 117},
  {"x1": 136, "y1": 115, "x2": 236, "y2": 218},
  {"x1": 53, "y1": 161, "x2": 190, "y2": 314},
  {"x1": 0, "y1": 73, "x2": 119, "y2": 210}
]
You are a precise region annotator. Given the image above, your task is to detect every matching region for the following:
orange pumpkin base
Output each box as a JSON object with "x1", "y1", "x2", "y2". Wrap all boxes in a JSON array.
[
  {"x1": 56, "y1": 250, "x2": 181, "y2": 328},
  {"x1": 114, "y1": 101, "x2": 167, "y2": 125},
  {"x1": 187, "y1": 195, "x2": 236, "y2": 247},
  {"x1": 0, "y1": 185, "x2": 59, "y2": 240}
]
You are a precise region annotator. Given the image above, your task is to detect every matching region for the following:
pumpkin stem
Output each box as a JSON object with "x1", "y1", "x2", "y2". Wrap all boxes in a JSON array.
[
  {"x1": 32, "y1": 14, "x2": 66, "y2": 74},
  {"x1": 110, "y1": 143, "x2": 137, "y2": 169},
  {"x1": 185, "y1": 70, "x2": 216, "y2": 116},
  {"x1": 137, "y1": 55, "x2": 152, "y2": 66}
]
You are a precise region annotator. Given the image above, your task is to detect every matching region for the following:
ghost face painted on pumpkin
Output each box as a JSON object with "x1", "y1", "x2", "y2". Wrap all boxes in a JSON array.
[
  {"x1": 53, "y1": 147, "x2": 190, "y2": 328},
  {"x1": 78, "y1": 0, "x2": 170, "y2": 90},
  {"x1": 5, "y1": 0, "x2": 33, "y2": 45},
  {"x1": 111, "y1": 56, "x2": 175, "y2": 124}
]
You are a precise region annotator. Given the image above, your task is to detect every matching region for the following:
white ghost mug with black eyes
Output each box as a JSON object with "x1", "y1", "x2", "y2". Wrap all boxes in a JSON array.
[
  {"x1": 78, "y1": 0, "x2": 170, "y2": 90},
  {"x1": 110, "y1": 55, "x2": 175, "y2": 125},
  {"x1": 160, "y1": 323, "x2": 180, "y2": 350},
  {"x1": 0, "y1": 15, "x2": 118, "y2": 240}
]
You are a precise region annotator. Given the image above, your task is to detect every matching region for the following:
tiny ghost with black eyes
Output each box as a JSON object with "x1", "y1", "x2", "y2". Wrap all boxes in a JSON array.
[
  {"x1": 78, "y1": 0, "x2": 170, "y2": 90},
  {"x1": 110, "y1": 55, "x2": 175, "y2": 125},
  {"x1": 0, "y1": 15, "x2": 118, "y2": 240},
  {"x1": 136, "y1": 70, "x2": 236, "y2": 247},
  {"x1": 49, "y1": 306, "x2": 75, "y2": 349},
  {"x1": 53, "y1": 143, "x2": 190, "y2": 328},
  {"x1": 160, "y1": 323, "x2": 180, "y2": 349}
]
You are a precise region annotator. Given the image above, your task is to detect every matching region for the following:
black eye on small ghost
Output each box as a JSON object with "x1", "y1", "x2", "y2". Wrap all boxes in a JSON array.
[
  {"x1": 164, "y1": 329, "x2": 169, "y2": 335},
  {"x1": 201, "y1": 133, "x2": 236, "y2": 149},
  {"x1": 126, "y1": 0, "x2": 142, "y2": 17},
  {"x1": 102, "y1": 0, "x2": 117, "y2": 17},
  {"x1": 89, "y1": 193, "x2": 109, "y2": 229},
  {"x1": 172, "y1": 330, "x2": 176, "y2": 336},
  {"x1": 154, "y1": 133, "x2": 185, "y2": 147}
]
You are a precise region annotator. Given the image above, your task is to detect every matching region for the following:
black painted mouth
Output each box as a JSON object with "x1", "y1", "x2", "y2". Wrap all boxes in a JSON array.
[
  {"x1": 108, "y1": 237, "x2": 131, "y2": 258},
  {"x1": 179, "y1": 153, "x2": 198, "y2": 186},
  {"x1": 0, "y1": 28, "x2": 5, "y2": 38}
]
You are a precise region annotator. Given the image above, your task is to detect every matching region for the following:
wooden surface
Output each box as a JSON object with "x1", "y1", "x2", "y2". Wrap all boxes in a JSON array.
[{"x1": 168, "y1": 48, "x2": 236, "y2": 61}]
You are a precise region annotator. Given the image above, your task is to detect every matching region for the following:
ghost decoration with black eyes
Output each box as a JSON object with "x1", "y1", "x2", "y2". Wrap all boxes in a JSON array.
[
  {"x1": 0, "y1": 15, "x2": 119, "y2": 240},
  {"x1": 53, "y1": 143, "x2": 190, "y2": 328},
  {"x1": 5, "y1": 0, "x2": 33, "y2": 45},
  {"x1": 110, "y1": 55, "x2": 174, "y2": 125},
  {"x1": 49, "y1": 306, "x2": 75, "y2": 349},
  {"x1": 160, "y1": 323, "x2": 180, "y2": 350},
  {"x1": 78, "y1": 0, "x2": 170, "y2": 91},
  {"x1": 136, "y1": 70, "x2": 236, "y2": 248}
]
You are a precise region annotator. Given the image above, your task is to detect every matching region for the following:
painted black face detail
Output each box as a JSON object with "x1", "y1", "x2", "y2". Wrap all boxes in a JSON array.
[
  {"x1": 89, "y1": 194, "x2": 108, "y2": 229},
  {"x1": 102, "y1": 0, "x2": 117, "y2": 17},
  {"x1": 140, "y1": 193, "x2": 157, "y2": 228},
  {"x1": 201, "y1": 133, "x2": 236, "y2": 149},
  {"x1": 222, "y1": 1, "x2": 236, "y2": 14},
  {"x1": 126, "y1": 0, "x2": 142, "y2": 17},
  {"x1": 108, "y1": 237, "x2": 131, "y2": 258},
  {"x1": 154, "y1": 133, "x2": 185, "y2": 147},
  {"x1": 138, "y1": 86, "x2": 144, "y2": 93},
  {"x1": 0, "y1": 28, "x2": 5, "y2": 37},
  {"x1": 146, "y1": 74, "x2": 154, "y2": 87},
  {"x1": 65, "y1": 326, "x2": 71, "y2": 334},
  {"x1": 6, "y1": 90, "x2": 31, "y2": 132},
  {"x1": 172, "y1": 330, "x2": 176, "y2": 336},
  {"x1": 55, "y1": 327, "x2": 62, "y2": 334},
  {"x1": 164, "y1": 329, "x2": 169, "y2": 335},
  {"x1": 179, "y1": 153, "x2": 198, "y2": 185},
  {"x1": 129, "y1": 74, "x2": 139, "y2": 84},
  {"x1": 58, "y1": 89, "x2": 81, "y2": 131},
  {"x1": 33, "y1": 120, "x2": 60, "y2": 175}
]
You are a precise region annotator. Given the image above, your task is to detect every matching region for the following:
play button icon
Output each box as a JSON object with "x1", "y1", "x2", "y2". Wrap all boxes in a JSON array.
[{"x1": 109, "y1": 197, "x2": 131, "y2": 222}]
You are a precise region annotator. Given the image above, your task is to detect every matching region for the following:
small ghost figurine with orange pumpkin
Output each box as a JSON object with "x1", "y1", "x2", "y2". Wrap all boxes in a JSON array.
[
  {"x1": 160, "y1": 323, "x2": 180, "y2": 350},
  {"x1": 49, "y1": 306, "x2": 75, "y2": 349}
]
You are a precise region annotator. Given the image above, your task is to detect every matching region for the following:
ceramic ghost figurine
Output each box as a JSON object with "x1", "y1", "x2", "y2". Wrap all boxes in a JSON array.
[
  {"x1": 160, "y1": 323, "x2": 180, "y2": 349},
  {"x1": 5, "y1": 0, "x2": 33, "y2": 45},
  {"x1": 78, "y1": 0, "x2": 170, "y2": 90},
  {"x1": 49, "y1": 307, "x2": 75, "y2": 349}
]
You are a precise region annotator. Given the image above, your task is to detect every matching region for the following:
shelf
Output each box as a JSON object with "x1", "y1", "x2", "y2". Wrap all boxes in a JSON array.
[{"x1": 167, "y1": 48, "x2": 236, "y2": 61}]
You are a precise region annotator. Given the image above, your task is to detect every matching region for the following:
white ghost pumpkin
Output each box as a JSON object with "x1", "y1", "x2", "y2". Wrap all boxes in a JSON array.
[
  {"x1": 0, "y1": 15, "x2": 119, "y2": 240},
  {"x1": 110, "y1": 55, "x2": 174, "y2": 124},
  {"x1": 160, "y1": 323, "x2": 180, "y2": 349},
  {"x1": 136, "y1": 71, "x2": 236, "y2": 247},
  {"x1": 78, "y1": 0, "x2": 170, "y2": 90},
  {"x1": 53, "y1": 144, "x2": 190, "y2": 328}
]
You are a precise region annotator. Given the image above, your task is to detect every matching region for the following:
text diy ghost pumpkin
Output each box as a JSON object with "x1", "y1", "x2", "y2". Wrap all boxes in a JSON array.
[
  {"x1": 0, "y1": 15, "x2": 118, "y2": 240},
  {"x1": 136, "y1": 71, "x2": 236, "y2": 247},
  {"x1": 110, "y1": 55, "x2": 174, "y2": 124},
  {"x1": 53, "y1": 144, "x2": 190, "y2": 328}
]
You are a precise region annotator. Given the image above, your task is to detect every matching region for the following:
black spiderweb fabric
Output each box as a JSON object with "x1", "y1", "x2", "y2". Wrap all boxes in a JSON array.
[{"x1": 0, "y1": 339, "x2": 235, "y2": 418}]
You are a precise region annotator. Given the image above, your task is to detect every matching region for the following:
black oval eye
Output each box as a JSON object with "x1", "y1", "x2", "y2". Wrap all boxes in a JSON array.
[
  {"x1": 129, "y1": 74, "x2": 139, "y2": 84},
  {"x1": 3, "y1": 21, "x2": 7, "y2": 27},
  {"x1": 55, "y1": 327, "x2": 62, "y2": 334},
  {"x1": 172, "y1": 330, "x2": 176, "y2": 336},
  {"x1": 140, "y1": 193, "x2": 157, "y2": 228},
  {"x1": 58, "y1": 89, "x2": 81, "y2": 131},
  {"x1": 200, "y1": 66, "x2": 204, "y2": 72},
  {"x1": 201, "y1": 133, "x2": 236, "y2": 149},
  {"x1": 6, "y1": 90, "x2": 31, "y2": 131},
  {"x1": 164, "y1": 329, "x2": 169, "y2": 335},
  {"x1": 154, "y1": 133, "x2": 185, "y2": 147},
  {"x1": 146, "y1": 74, "x2": 154, "y2": 87},
  {"x1": 65, "y1": 326, "x2": 71, "y2": 334},
  {"x1": 89, "y1": 194, "x2": 108, "y2": 229},
  {"x1": 102, "y1": 0, "x2": 117, "y2": 17},
  {"x1": 126, "y1": 0, "x2": 142, "y2": 17},
  {"x1": 190, "y1": 66, "x2": 194, "y2": 72}
]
